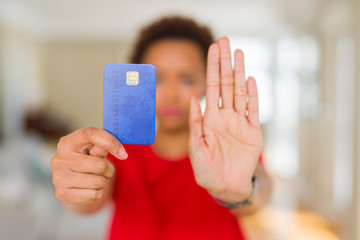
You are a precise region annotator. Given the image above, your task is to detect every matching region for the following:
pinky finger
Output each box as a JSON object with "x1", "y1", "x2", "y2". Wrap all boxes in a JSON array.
[
  {"x1": 246, "y1": 77, "x2": 260, "y2": 127},
  {"x1": 55, "y1": 188, "x2": 103, "y2": 206}
]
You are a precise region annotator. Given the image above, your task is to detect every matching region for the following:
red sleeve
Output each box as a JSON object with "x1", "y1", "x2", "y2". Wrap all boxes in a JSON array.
[{"x1": 259, "y1": 151, "x2": 264, "y2": 165}]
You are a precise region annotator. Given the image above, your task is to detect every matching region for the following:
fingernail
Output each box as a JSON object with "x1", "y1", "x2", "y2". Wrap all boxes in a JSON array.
[{"x1": 118, "y1": 148, "x2": 128, "y2": 160}]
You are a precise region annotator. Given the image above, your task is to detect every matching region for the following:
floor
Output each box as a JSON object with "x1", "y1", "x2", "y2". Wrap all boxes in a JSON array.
[
  {"x1": 241, "y1": 206, "x2": 339, "y2": 240},
  {"x1": 240, "y1": 174, "x2": 340, "y2": 240}
]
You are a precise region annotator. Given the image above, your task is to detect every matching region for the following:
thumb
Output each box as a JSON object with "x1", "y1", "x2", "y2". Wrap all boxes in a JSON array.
[{"x1": 189, "y1": 96, "x2": 204, "y2": 143}]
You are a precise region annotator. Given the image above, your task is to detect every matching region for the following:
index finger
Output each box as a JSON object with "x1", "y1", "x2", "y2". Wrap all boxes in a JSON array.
[
  {"x1": 58, "y1": 127, "x2": 127, "y2": 159},
  {"x1": 206, "y1": 43, "x2": 220, "y2": 110},
  {"x1": 234, "y1": 49, "x2": 247, "y2": 116}
]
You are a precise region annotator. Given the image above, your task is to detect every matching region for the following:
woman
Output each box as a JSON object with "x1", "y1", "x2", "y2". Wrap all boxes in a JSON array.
[{"x1": 51, "y1": 16, "x2": 272, "y2": 239}]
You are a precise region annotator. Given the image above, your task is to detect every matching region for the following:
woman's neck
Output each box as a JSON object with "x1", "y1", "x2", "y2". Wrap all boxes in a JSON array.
[{"x1": 152, "y1": 127, "x2": 190, "y2": 161}]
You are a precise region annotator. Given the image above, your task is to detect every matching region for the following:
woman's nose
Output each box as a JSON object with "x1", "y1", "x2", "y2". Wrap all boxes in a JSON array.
[{"x1": 163, "y1": 79, "x2": 180, "y2": 100}]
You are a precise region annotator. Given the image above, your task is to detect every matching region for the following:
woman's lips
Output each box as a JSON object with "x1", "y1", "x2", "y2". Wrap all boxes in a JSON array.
[{"x1": 161, "y1": 107, "x2": 182, "y2": 117}]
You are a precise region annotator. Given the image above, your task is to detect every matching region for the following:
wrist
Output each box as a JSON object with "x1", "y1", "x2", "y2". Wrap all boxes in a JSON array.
[
  {"x1": 212, "y1": 175, "x2": 258, "y2": 209},
  {"x1": 210, "y1": 175, "x2": 253, "y2": 203}
]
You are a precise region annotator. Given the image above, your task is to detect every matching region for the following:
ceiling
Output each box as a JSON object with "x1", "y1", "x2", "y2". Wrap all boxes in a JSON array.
[{"x1": 0, "y1": 0, "x2": 334, "y2": 41}]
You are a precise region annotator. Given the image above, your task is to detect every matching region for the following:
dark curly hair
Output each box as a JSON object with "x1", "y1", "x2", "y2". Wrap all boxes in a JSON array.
[{"x1": 129, "y1": 16, "x2": 215, "y2": 64}]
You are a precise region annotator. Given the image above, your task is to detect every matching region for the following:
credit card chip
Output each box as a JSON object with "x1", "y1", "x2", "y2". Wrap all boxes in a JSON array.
[{"x1": 126, "y1": 71, "x2": 139, "y2": 86}]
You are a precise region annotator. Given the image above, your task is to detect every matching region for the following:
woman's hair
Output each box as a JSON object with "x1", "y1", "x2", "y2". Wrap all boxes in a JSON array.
[{"x1": 130, "y1": 16, "x2": 215, "y2": 63}]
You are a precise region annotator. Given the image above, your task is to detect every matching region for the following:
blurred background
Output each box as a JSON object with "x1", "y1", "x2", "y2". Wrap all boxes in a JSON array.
[{"x1": 0, "y1": 0, "x2": 359, "y2": 239}]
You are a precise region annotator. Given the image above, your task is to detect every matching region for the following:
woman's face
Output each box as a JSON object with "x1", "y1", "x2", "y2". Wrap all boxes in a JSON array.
[{"x1": 141, "y1": 39, "x2": 206, "y2": 132}]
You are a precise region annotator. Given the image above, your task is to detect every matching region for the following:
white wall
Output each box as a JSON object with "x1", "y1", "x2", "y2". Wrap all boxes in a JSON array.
[
  {"x1": 0, "y1": 26, "x2": 44, "y2": 138},
  {"x1": 354, "y1": 1, "x2": 360, "y2": 239},
  {"x1": 42, "y1": 40, "x2": 131, "y2": 130}
]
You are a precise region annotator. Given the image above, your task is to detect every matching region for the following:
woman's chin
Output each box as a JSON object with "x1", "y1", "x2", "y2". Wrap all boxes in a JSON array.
[{"x1": 157, "y1": 120, "x2": 188, "y2": 133}]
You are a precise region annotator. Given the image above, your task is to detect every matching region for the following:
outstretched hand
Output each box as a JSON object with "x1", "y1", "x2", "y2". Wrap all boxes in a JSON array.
[{"x1": 188, "y1": 37, "x2": 263, "y2": 204}]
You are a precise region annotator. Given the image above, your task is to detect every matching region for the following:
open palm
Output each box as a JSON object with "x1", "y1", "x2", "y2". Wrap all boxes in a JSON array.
[{"x1": 188, "y1": 37, "x2": 263, "y2": 203}]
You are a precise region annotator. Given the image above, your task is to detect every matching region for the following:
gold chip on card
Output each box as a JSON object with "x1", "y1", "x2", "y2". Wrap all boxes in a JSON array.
[{"x1": 126, "y1": 71, "x2": 139, "y2": 86}]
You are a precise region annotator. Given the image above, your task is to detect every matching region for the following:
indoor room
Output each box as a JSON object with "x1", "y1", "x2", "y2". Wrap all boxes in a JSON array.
[{"x1": 0, "y1": 0, "x2": 360, "y2": 239}]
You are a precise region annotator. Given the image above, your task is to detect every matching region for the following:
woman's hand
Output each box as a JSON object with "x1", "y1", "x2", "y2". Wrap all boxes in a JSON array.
[
  {"x1": 51, "y1": 127, "x2": 127, "y2": 207},
  {"x1": 188, "y1": 37, "x2": 263, "y2": 204}
]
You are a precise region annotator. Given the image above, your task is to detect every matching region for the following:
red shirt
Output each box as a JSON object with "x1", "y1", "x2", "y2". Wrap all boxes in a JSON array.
[{"x1": 107, "y1": 144, "x2": 246, "y2": 240}]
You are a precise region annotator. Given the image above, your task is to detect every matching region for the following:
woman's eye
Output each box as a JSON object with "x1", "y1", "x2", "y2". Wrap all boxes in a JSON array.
[{"x1": 181, "y1": 77, "x2": 194, "y2": 86}]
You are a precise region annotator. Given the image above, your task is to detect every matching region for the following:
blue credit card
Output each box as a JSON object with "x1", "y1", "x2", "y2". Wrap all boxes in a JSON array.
[{"x1": 103, "y1": 64, "x2": 156, "y2": 145}]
